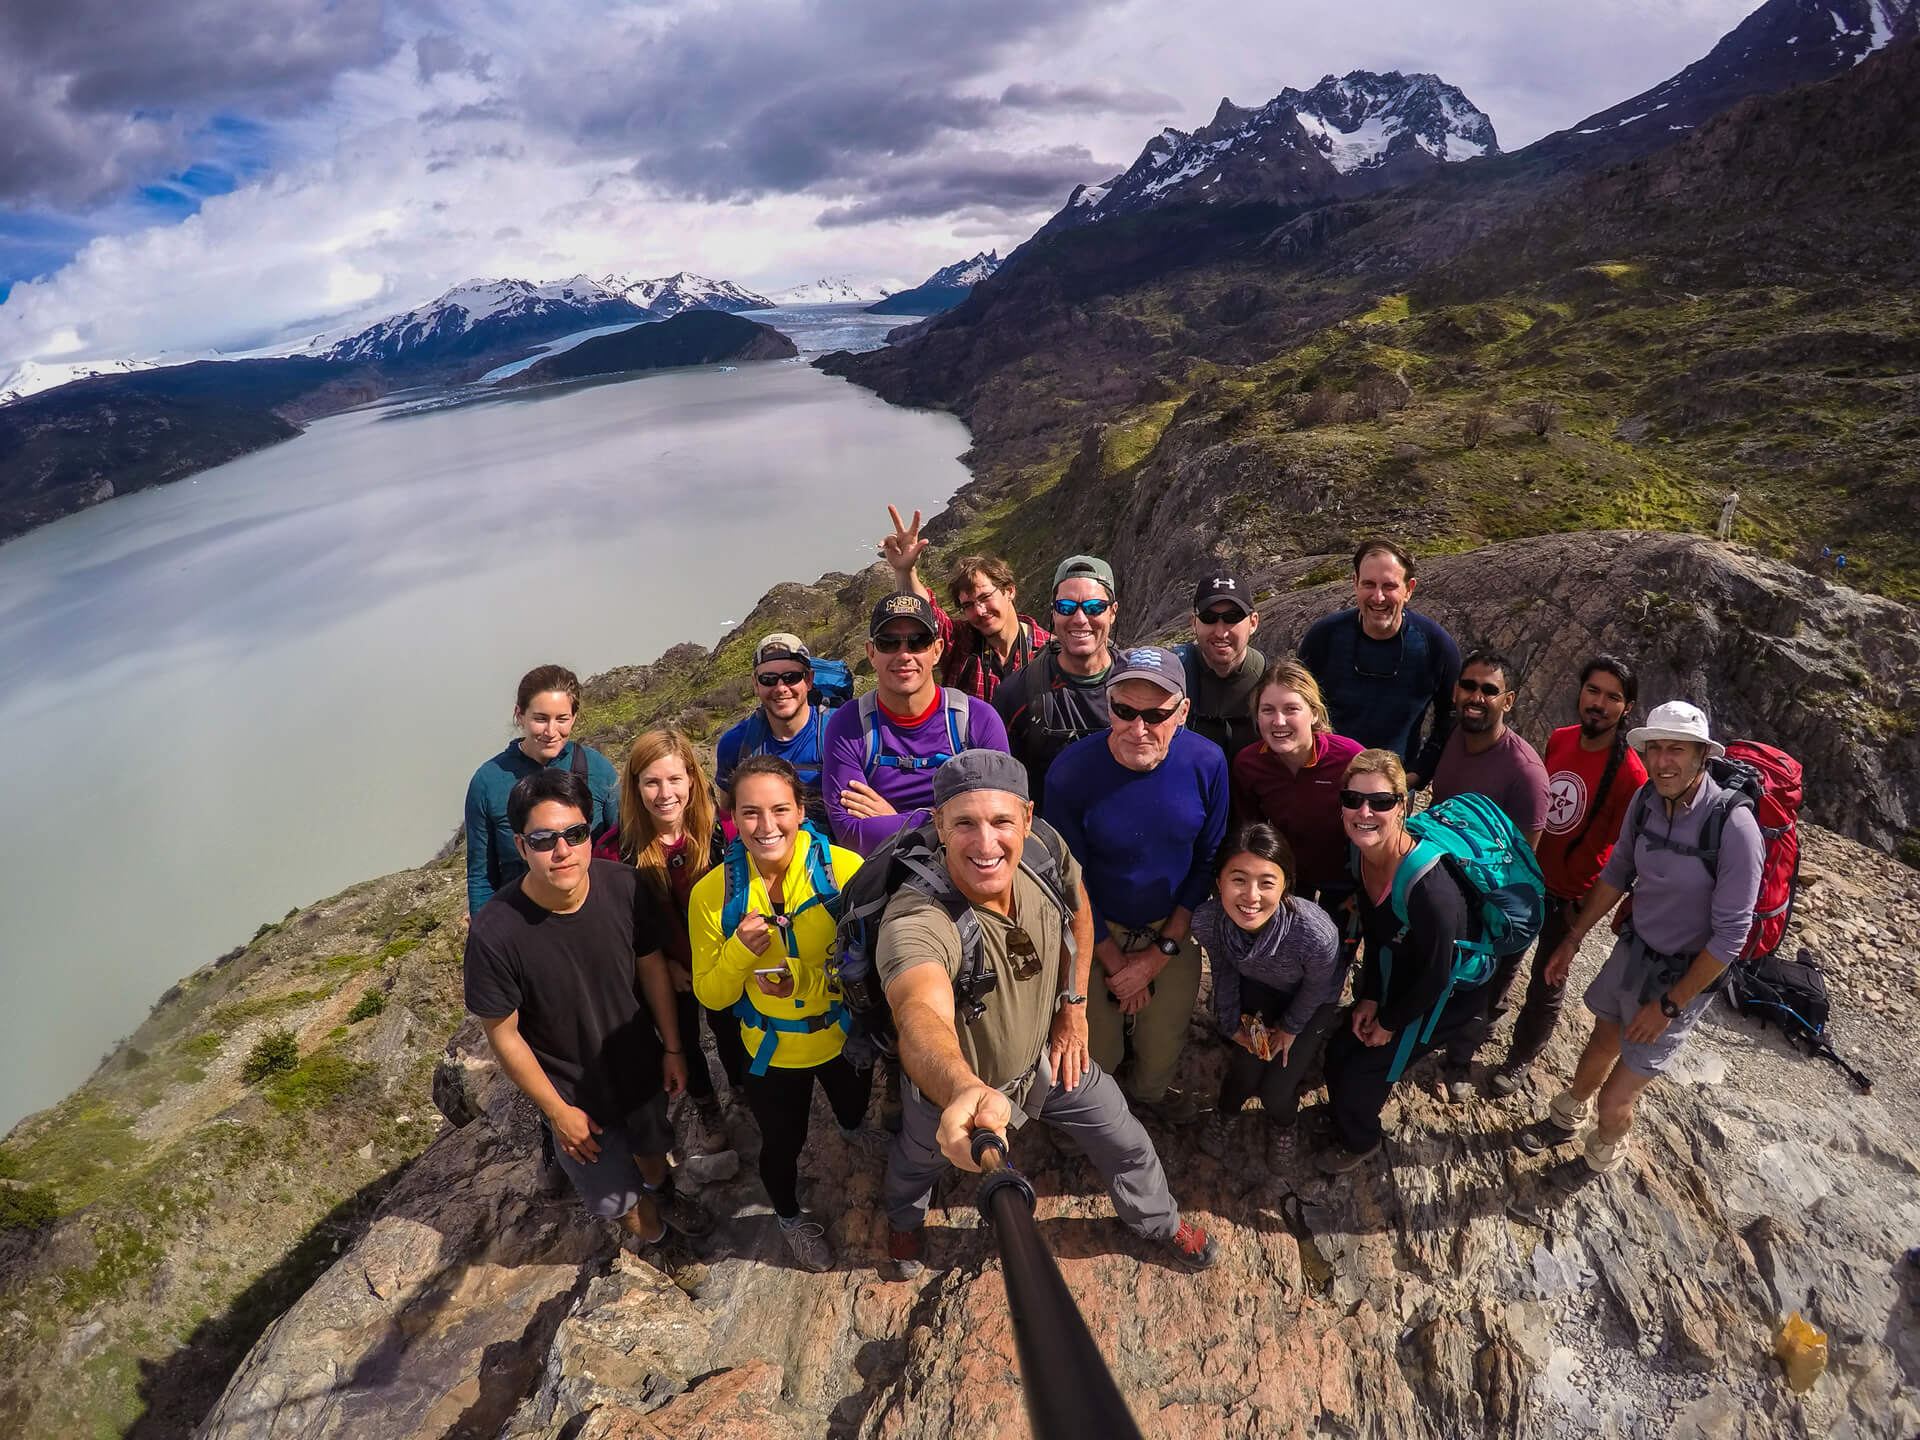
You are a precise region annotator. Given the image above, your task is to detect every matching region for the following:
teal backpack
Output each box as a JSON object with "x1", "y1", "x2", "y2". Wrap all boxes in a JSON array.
[
  {"x1": 719, "y1": 820, "x2": 848, "y2": 1075},
  {"x1": 1353, "y1": 793, "x2": 1546, "y2": 1082}
]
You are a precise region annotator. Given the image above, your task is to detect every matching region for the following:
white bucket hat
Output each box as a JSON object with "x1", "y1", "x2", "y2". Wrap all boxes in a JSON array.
[{"x1": 1626, "y1": 700, "x2": 1725, "y2": 759}]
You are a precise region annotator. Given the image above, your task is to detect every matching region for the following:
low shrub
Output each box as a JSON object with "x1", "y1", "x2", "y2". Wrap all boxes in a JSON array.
[
  {"x1": 241, "y1": 1030, "x2": 299, "y2": 1084},
  {"x1": 0, "y1": 1184, "x2": 59, "y2": 1230},
  {"x1": 346, "y1": 990, "x2": 387, "y2": 1024}
]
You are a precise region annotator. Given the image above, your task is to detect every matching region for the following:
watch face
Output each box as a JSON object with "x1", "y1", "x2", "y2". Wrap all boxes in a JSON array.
[{"x1": 1156, "y1": 936, "x2": 1179, "y2": 956}]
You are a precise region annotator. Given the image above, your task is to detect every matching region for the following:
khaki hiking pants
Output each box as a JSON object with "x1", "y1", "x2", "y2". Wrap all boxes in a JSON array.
[{"x1": 1086, "y1": 921, "x2": 1203, "y2": 1105}]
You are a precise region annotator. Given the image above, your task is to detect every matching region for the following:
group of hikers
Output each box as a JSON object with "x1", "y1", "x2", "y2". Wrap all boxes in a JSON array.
[{"x1": 461, "y1": 505, "x2": 1772, "y2": 1278}]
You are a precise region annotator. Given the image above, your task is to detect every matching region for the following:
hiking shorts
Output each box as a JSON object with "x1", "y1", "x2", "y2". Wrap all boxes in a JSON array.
[
  {"x1": 1582, "y1": 938, "x2": 1714, "y2": 1078},
  {"x1": 548, "y1": 1092, "x2": 674, "y2": 1220}
]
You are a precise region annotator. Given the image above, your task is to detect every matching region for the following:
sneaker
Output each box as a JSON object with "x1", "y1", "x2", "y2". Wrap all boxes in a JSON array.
[
  {"x1": 649, "y1": 1184, "x2": 716, "y2": 1240},
  {"x1": 1134, "y1": 1089, "x2": 1202, "y2": 1127},
  {"x1": 888, "y1": 1226, "x2": 925, "y2": 1279},
  {"x1": 1161, "y1": 1219, "x2": 1221, "y2": 1272},
  {"x1": 1489, "y1": 1066, "x2": 1524, "y2": 1099},
  {"x1": 1315, "y1": 1139, "x2": 1382, "y2": 1175},
  {"x1": 1198, "y1": 1112, "x2": 1235, "y2": 1160},
  {"x1": 777, "y1": 1212, "x2": 833, "y2": 1272},
  {"x1": 839, "y1": 1125, "x2": 894, "y2": 1156},
  {"x1": 1264, "y1": 1122, "x2": 1302, "y2": 1173}
]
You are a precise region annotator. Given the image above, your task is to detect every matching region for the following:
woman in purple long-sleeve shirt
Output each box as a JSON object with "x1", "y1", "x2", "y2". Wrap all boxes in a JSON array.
[{"x1": 1193, "y1": 824, "x2": 1347, "y2": 1169}]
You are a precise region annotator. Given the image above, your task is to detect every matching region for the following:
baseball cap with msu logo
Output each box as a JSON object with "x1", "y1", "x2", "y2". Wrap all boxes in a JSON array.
[
  {"x1": 868, "y1": 591, "x2": 939, "y2": 638},
  {"x1": 1192, "y1": 573, "x2": 1250, "y2": 619}
]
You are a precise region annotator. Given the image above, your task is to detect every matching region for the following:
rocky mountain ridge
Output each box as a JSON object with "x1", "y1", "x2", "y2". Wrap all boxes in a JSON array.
[
  {"x1": 316, "y1": 276, "x2": 653, "y2": 368},
  {"x1": 496, "y1": 310, "x2": 798, "y2": 387},
  {"x1": 866, "y1": 252, "x2": 1003, "y2": 315},
  {"x1": 599, "y1": 271, "x2": 774, "y2": 317}
]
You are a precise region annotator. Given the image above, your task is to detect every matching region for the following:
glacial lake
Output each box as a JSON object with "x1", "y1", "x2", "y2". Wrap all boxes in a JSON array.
[{"x1": 0, "y1": 306, "x2": 965, "y2": 1131}]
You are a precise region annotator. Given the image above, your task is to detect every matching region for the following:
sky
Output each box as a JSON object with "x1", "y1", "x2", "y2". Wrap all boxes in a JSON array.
[{"x1": 0, "y1": 0, "x2": 1762, "y2": 371}]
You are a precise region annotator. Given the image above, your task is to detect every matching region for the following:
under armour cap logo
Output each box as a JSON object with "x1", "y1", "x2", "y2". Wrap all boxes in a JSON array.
[{"x1": 1212, "y1": 577, "x2": 1236, "y2": 589}]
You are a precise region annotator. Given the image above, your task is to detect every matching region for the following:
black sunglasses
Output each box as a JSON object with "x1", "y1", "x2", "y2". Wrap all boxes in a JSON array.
[
  {"x1": 1458, "y1": 680, "x2": 1506, "y2": 698},
  {"x1": 521, "y1": 822, "x2": 592, "y2": 851},
  {"x1": 1052, "y1": 597, "x2": 1112, "y2": 618},
  {"x1": 756, "y1": 669, "x2": 808, "y2": 688},
  {"x1": 872, "y1": 631, "x2": 937, "y2": 653},
  {"x1": 1339, "y1": 790, "x2": 1404, "y2": 813},
  {"x1": 1111, "y1": 700, "x2": 1179, "y2": 725},
  {"x1": 1197, "y1": 607, "x2": 1248, "y2": 627}
]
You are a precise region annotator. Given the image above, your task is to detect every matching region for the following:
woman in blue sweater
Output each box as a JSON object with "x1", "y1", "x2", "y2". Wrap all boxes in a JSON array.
[
  {"x1": 464, "y1": 664, "x2": 620, "y2": 915},
  {"x1": 1046, "y1": 646, "x2": 1228, "y2": 1126},
  {"x1": 1192, "y1": 824, "x2": 1347, "y2": 1171}
]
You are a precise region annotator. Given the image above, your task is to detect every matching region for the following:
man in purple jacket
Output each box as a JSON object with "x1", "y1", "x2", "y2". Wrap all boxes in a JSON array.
[
  {"x1": 823, "y1": 593, "x2": 1012, "y2": 856},
  {"x1": 1519, "y1": 701, "x2": 1763, "y2": 1188}
]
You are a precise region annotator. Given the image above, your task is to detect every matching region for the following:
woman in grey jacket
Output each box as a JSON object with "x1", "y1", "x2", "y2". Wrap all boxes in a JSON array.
[{"x1": 1193, "y1": 823, "x2": 1348, "y2": 1169}]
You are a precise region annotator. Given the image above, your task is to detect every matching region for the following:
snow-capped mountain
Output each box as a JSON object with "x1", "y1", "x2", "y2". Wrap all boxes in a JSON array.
[
  {"x1": 0, "y1": 357, "x2": 165, "y2": 406},
  {"x1": 1537, "y1": 0, "x2": 1916, "y2": 162},
  {"x1": 600, "y1": 271, "x2": 772, "y2": 317},
  {"x1": 772, "y1": 276, "x2": 894, "y2": 305},
  {"x1": 1050, "y1": 71, "x2": 1497, "y2": 230},
  {"x1": 866, "y1": 252, "x2": 1002, "y2": 315},
  {"x1": 321, "y1": 276, "x2": 651, "y2": 368}
]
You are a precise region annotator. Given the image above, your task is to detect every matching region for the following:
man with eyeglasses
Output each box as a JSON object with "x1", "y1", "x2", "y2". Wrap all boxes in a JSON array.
[
  {"x1": 994, "y1": 553, "x2": 1123, "y2": 814},
  {"x1": 1045, "y1": 646, "x2": 1229, "y2": 1127},
  {"x1": 715, "y1": 633, "x2": 831, "y2": 828},
  {"x1": 878, "y1": 748, "x2": 1220, "y2": 1277},
  {"x1": 877, "y1": 506, "x2": 1051, "y2": 703},
  {"x1": 465, "y1": 769, "x2": 715, "y2": 1252},
  {"x1": 822, "y1": 593, "x2": 1011, "y2": 856},
  {"x1": 1174, "y1": 572, "x2": 1265, "y2": 764},
  {"x1": 1298, "y1": 540, "x2": 1461, "y2": 791}
]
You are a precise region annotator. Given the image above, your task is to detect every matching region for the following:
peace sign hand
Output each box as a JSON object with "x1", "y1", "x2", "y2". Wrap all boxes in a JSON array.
[{"x1": 882, "y1": 505, "x2": 930, "y2": 577}]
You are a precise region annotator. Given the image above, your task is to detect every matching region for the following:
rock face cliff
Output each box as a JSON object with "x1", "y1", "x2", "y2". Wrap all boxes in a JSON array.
[{"x1": 198, "y1": 826, "x2": 1920, "y2": 1440}]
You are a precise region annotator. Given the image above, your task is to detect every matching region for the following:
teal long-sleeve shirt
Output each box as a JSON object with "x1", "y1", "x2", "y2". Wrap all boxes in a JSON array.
[{"x1": 464, "y1": 739, "x2": 620, "y2": 914}]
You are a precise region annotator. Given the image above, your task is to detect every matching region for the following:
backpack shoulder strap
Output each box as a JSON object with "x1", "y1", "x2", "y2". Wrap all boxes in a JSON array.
[
  {"x1": 1173, "y1": 643, "x2": 1202, "y2": 700},
  {"x1": 1693, "y1": 788, "x2": 1754, "y2": 883},
  {"x1": 941, "y1": 687, "x2": 970, "y2": 754},
  {"x1": 799, "y1": 821, "x2": 842, "y2": 919},
  {"x1": 857, "y1": 691, "x2": 884, "y2": 776},
  {"x1": 1388, "y1": 839, "x2": 1445, "y2": 939},
  {"x1": 569, "y1": 741, "x2": 589, "y2": 782},
  {"x1": 719, "y1": 838, "x2": 753, "y2": 939},
  {"x1": 738, "y1": 709, "x2": 770, "y2": 759}
]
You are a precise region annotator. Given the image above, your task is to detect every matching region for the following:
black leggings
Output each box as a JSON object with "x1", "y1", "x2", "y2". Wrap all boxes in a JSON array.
[
  {"x1": 1215, "y1": 997, "x2": 1343, "y2": 1127},
  {"x1": 741, "y1": 1054, "x2": 871, "y2": 1217},
  {"x1": 675, "y1": 991, "x2": 750, "y2": 1100}
]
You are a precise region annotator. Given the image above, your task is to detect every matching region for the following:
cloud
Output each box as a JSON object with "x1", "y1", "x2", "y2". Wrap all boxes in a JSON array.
[
  {"x1": 0, "y1": 0, "x2": 392, "y2": 207},
  {"x1": 999, "y1": 81, "x2": 1179, "y2": 113},
  {"x1": 815, "y1": 146, "x2": 1109, "y2": 227}
]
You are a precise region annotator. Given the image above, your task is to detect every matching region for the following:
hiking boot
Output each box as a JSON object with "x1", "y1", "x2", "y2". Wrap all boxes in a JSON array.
[
  {"x1": 649, "y1": 1184, "x2": 716, "y2": 1240},
  {"x1": 1198, "y1": 1112, "x2": 1235, "y2": 1160},
  {"x1": 1315, "y1": 1139, "x2": 1383, "y2": 1175},
  {"x1": 1161, "y1": 1219, "x2": 1221, "y2": 1272},
  {"x1": 676, "y1": 1149, "x2": 740, "y2": 1187},
  {"x1": 777, "y1": 1213, "x2": 834, "y2": 1273},
  {"x1": 888, "y1": 1226, "x2": 925, "y2": 1279},
  {"x1": 1515, "y1": 1120, "x2": 1576, "y2": 1156},
  {"x1": 1134, "y1": 1089, "x2": 1202, "y2": 1127},
  {"x1": 839, "y1": 1125, "x2": 894, "y2": 1156},
  {"x1": 1488, "y1": 1066, "x2": 1525, "y2": 1099},
  {"x1": 1440, "y1": 1064, "x2": 1476, "y2": 1103},
  {"x1": 1264, "y1": 1122, "x2": 1302, "y2": 1174},
  {"x1": 682, "y1": 1096, "x2": 730, "y2": 1155}
]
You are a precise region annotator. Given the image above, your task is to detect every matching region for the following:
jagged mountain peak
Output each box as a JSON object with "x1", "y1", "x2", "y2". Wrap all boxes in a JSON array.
[
  {"x1": 1050, "y1": 69, "x2": 1497, "y2": 229},
  {"x1": 599, "y1": 271, "x2": 773, "y2": 316},
  {"x1": 321, "y1": 275, "x2": 648, "y2": 367}
]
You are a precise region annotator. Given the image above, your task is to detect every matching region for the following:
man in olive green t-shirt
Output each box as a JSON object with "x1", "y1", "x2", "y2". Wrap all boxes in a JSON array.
[{"x1": 875, "y1": 749, "x2": 1219, "y2": 1278}]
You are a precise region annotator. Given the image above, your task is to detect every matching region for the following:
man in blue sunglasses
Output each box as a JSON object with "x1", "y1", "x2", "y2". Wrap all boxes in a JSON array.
[{"x1": 993, "y1": 553, "x2": 1122, "y2": 815}]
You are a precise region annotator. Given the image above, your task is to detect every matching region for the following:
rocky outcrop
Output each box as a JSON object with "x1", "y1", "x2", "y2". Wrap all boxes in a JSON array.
[
  {"x1": 503, "y1": 311, "x2": 798, "y2": 387},
  {"x1": 200, "y1": 838, "x2": 1920, "y2": 1440}
]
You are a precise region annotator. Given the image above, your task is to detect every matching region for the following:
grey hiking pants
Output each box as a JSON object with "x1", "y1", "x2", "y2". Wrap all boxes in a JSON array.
[{"x1": 883, "y1": 1056, "x2": 1181, "y2": 1240}]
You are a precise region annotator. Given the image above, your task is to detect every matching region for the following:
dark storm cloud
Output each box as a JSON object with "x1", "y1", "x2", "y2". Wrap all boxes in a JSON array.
[
  {"x1": 0, "y1": 0, "x2": 391, "y2": 207},
  {"x1": 814, "y1": 147, "x2": 1105, "y2": 227},
  {"x1": 517, "y1": 0, "x2": 1133, "y2": 223},
  {"x1": 998, "y1": 81, "x2": 1178, "y2": 113},
  {"x1": 415, "y1": 33, "x2": 492, "y2": 85}
]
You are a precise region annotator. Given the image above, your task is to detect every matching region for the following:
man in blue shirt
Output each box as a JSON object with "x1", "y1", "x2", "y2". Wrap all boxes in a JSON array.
[
  {"x1": 1298, "y1": 540, "x2": 1461, "y2": 789},
  {"x1": 1045, "y1": 646, "x2": 1228, "y2": 1125},
  {"x1": 714, "y1": 633, "x2": 831, "y2": 828}
]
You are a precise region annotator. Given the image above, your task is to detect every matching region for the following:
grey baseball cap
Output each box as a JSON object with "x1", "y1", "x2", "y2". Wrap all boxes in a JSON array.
[
  {"x1": 1106, "y1": 645, "x2": 1187, "y2": 698},
  {"x1": 932, "y1": 748, "x2": 1031, "y2": 807},
  {"x1": 1052, "y1": 554, "x2": 1116, "y2": 597}
]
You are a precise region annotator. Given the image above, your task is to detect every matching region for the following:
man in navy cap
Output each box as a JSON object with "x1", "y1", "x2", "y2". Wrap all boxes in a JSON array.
[
  {"x1": 1044, "y1": 646, "x2": 1229, "y2": 1126},
  {"x1": 1175, "y1": 572, "x2": 1265, "y2": 764},
  {"x1": 877, "y1": 747, "x2": 1221, "y2": 1277}
]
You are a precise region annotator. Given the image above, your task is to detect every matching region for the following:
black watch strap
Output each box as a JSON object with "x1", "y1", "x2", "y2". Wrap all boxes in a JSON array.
[{"x1": 1659, "y1": 992, "x2": 1681, "y2": 1018}]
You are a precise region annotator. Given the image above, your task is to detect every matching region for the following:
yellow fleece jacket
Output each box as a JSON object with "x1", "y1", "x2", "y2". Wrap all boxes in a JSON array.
[{"x1": 689, "y1": 829, "x2": 863, "y2": 1070}]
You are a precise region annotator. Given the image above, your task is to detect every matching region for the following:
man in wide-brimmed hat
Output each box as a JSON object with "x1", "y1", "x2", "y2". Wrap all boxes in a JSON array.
[{"x1": 1515, "y1": 701, "x2": 1764, "y2": 1186}]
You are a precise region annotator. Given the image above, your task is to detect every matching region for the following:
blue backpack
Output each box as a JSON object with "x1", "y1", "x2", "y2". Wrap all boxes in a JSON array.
[
  {"x1": 718, "y1": 820, "x2": 848, "y2": 1075},
  {"x1": 1353, "y1": 793, "x2": 1546, "y2": 1082},
  {"x1": 734, "y1": 657, "x2": 855, "y2": 777},
  {"x1": 856, "y1": 687, "x2": 972, "y2": 776}
]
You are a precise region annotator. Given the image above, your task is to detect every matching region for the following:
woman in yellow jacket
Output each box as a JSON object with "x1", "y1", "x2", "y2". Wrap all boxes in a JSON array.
[{"x1": 690, "y1": 754, "x2": 871, "y2": 1271}]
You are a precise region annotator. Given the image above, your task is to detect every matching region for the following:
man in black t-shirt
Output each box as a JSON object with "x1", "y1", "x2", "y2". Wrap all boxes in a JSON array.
[{"x1": 464, "y1": 769, "x2": 713, "y2": 1246}]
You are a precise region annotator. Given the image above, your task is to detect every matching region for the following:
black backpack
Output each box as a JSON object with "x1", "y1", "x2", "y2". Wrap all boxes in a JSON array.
[
  {"x1": 830, "y1": 818, "x2": 1077, "y2": 1070},
  {"x1": 1725, "y1": 947, "x2": 1871, "y2": 1093}
]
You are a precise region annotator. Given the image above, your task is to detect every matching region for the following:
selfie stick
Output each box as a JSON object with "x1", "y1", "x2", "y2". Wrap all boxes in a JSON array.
[{"x1": 970, "y1": 1129, "x2": 1146, "y2": 1440}]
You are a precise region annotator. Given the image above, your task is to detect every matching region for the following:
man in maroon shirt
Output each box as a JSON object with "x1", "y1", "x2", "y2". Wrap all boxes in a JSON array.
[
  {"x1": 1487, "y1": 656, "x2": 1646, "y2": 1096},
  {"x1": 877, "y1": 505, "x2": 1050, "y2": 702}
]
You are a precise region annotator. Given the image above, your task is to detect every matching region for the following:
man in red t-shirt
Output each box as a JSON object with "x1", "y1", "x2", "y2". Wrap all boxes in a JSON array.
[{"x1": 1488, "y1": 656, "x2": 1647, "y2": 1095}]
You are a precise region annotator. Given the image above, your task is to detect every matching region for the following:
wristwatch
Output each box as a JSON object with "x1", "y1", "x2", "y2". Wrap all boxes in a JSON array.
[
  {"x1": 1153, "y1": 934, "x2": 1180, "y2": 957},
  {"x1": 1054, "y1": 991, "x2": 1086, "y2": 1011},
  {"x1": 1658, "y1": 992, "x2": 1681, "y2": 1019}
]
